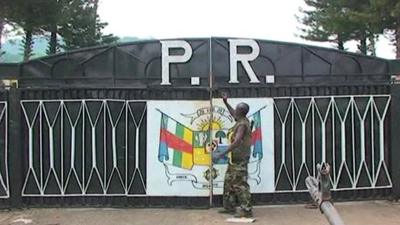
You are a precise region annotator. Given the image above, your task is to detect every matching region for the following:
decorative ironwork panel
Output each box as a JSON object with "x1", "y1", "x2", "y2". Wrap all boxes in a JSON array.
[
  {"x1": 0, "y1": 101, "x2": 8, "y2": 198},
  {"x1": 20, "y1": 100, "x2": 147, "y2": 196},
  {"x1": 274, "y1": 95, "x2": 392, "y2": 191}
]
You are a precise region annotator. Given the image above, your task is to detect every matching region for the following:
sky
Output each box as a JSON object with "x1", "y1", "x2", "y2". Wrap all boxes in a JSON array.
[{"x1": 98, "y1": 0, "x2": 395, "y2": 59}]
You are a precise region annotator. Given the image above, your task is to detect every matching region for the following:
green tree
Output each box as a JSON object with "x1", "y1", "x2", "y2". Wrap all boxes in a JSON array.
[
  {"x1": 2, "y1": 0, "x2": 118, "y2": 60},
  {"x1": 388, "y1": 1, "x2": 400, "y2": 59},
  {"x1": 215, "y1": 131, "x2": 226, "y2": 144},
  {"x1": 0, "y1": 0, "x2": 15, "y2": 59},
  {"x1": 5, "y1": 0, "x2": 50, "y2": 61},
  {"x1": 298, "y1": 0, "x2": 379, "y2": 55},
  {"x1": 368, "y1": 0, "x2": 400, "y2": 58},
  {"x1": 344, "y1": 0, "x2": 384, "y2": 55},
  {"x1": 298, "y1": 0, "x2": 353, "y2": 50},
  {"x1": 43, "y1": 0, "x2": 68, "y2": 55},
  {"x1": 0, "y1": 18, "x2": 5, "y2": 59},
  {"x1": 60, "y1": 0, "x2": 118, "y2": 50}
]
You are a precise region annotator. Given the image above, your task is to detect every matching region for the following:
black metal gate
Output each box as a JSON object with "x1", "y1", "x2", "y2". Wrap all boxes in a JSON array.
[{"x1": 0, "y1": 38, "x2": 399, "y2": 208}]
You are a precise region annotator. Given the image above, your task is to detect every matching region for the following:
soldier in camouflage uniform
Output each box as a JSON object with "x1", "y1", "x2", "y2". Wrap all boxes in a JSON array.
[{"x1": 215, "y1": 93, "x2": 253, "y2": 218}]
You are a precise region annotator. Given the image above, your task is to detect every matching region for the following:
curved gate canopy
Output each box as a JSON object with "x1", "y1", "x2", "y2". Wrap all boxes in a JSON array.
[{"x1": 0, "y1": 37, "x2": 395, "y2": 88}]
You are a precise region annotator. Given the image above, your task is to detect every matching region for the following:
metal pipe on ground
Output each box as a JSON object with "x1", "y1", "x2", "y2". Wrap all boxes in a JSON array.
[{"x1": 305, "y1": 163, "x2": 345, "y2": 225}]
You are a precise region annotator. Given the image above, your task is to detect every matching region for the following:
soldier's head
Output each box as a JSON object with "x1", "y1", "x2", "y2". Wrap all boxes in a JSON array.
[{"x1": 235, "y1": 102, "x2": 249, "y2": 119}]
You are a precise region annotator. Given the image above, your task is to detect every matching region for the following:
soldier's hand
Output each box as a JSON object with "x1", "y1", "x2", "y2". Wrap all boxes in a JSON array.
[{"x1": 221, "y1": 92, "x2": 228, "y2": 101}]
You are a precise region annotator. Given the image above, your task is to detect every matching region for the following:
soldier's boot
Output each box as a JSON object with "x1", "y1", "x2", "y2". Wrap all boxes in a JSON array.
[
  {"x1": 234, "y1": 209, "x2": 253, "y2": 218},
  {"x1": 218, "y1": 208, "x2": 236, "y2": 215}
]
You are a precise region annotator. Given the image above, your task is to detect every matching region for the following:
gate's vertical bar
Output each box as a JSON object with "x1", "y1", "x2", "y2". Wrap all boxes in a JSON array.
[
  {"x1": 391, "y1": 84, "x2": 400, "y2": 200},
  {"x1": 8, "y1": 87, "x2": 22, "y2": 207},
  {"x1": 208, "y1": 37, "x2": 214, "y2": 207}
]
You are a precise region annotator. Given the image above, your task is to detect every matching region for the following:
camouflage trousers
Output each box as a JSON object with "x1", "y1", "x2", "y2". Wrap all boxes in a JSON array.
[{"x1": 223, "y1": 162, "x2": 252, "y2": 212}]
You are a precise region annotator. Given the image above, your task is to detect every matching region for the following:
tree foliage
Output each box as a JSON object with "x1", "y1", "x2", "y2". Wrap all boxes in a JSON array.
[
  {"x1": 368, "y1": 0, "x2": 400, "y2": 58},
  {"x1": 298, "y1": 0, "x2": 400, "y2": 57},
  {"x1": 298, "y1": 0, "x2": 354, "y2": 50},
  {"x1": 59, "y1": 0, "x2": 118, "y2": 51},
  {"x1": 0, "y1": 0, "x2": 118, "y2": 61}
]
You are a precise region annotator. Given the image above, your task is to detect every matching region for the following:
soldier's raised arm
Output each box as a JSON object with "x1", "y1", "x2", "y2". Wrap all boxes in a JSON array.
[{"x1": 222, "y1": 92, "x2": 236, "y2": 119}]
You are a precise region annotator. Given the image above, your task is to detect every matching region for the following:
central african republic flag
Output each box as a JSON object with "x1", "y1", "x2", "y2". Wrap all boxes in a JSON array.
[
  {"x1": 158, "y1": 113, "x2": 194, "y2": 169},
  {"x1": 250, "y1": 110, "x2": 263, "y2": 159}
]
